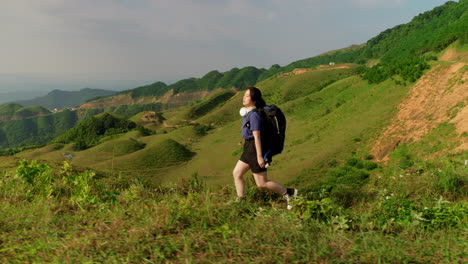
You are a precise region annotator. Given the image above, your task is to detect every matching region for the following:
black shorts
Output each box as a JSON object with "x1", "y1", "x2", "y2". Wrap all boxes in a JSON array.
[{"x1": 240, "y1": 139, "x2": 267, "y2": 173}]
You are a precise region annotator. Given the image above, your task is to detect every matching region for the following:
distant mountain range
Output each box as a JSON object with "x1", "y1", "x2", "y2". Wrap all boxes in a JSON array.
[
  {"x1": 0, "y1": 90, "x2": 48, "y2": 105},
  {"x1": 14, "y1": 88, "x2": 117, "y2": 109}
]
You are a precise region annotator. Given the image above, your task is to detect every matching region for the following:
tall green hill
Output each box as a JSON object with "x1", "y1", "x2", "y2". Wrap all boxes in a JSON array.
[
  {"x1": 53, "y1": 113, "x2": 140, "y2": 150},
  {"x1": 0, "y1": 109, "x2": 78, "y2": 148},
  {"x1": 264, "y1": 0, "x2": 467, "y2": 82},
  {"x1": 0, "y1": 103, "x2": 24, "y2": 121},
  {"x1": 0, "y1": 103, "x2": 162, "y2": 150},
  {"x1": 0, "y1": 103, "x2": 51, "y2": 121},
  {"x1": 114, "y1": 66, "x2": 265, "y2": 101}
]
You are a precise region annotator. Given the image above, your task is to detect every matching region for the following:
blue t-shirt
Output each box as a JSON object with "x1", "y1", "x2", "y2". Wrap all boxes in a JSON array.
[{"x1": 242, "y1": 111, "x2": 261, "y2": 140}]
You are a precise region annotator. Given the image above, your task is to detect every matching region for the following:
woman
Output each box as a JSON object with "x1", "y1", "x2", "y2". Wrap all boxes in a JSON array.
[{"x1": 233, "y1": 87, "x2": 297, "y2": 209}]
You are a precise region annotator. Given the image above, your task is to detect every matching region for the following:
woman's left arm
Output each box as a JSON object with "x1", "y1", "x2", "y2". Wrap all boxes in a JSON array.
[{"x1": 252, "y1": 130, "x2": 265, "y2": 168}]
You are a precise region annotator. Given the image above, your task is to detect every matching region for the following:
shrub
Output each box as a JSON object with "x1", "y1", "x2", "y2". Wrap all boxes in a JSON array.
[
  {"x1": 373, "y1": 195, "x2": 467, "y2": 232},
  {"x1": 292, "y1": 197, "x2": 348, "y2": 226},
  {"x1": 363, "y1": 161, "x2": 378, "y2": 170},
  {"x1": 421, "y1": 198, "x2": 467, "y2": 230},
  {"x1": 194, "y1": 124, "x2": 214, "y2": 136},
  {"x1": 16, "y1": 159, "x2": 53, "y2": 198},
  {"x1": 391, "y1": 144, "x2": 414, "y2": 168},
  {"x1": 326, "y1": 165, "x2": 370, "y2": 207}
]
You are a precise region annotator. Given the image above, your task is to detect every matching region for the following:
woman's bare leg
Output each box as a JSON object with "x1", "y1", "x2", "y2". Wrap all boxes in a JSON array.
[
  {"x1": 232, "y1": 160, "x2": 251, "y2": 197},
  {"x1": 253, "y1": 171, "x2": 287, "y2": 195}
]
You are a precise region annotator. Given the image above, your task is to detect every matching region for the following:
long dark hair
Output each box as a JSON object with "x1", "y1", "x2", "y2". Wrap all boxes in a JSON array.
[{"x1": 247, "y1": 87, "x2": 266, "y2": 109}]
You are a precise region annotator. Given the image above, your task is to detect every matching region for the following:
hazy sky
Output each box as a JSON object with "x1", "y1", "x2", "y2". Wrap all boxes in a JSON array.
[{"x1": 0, "y1": 0, "x2": 452, "y2": 95}]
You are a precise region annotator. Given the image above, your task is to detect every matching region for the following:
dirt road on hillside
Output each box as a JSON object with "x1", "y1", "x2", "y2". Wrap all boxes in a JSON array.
[{"x1": 279, "y1": 65, "x2": 352, "y2": 78}]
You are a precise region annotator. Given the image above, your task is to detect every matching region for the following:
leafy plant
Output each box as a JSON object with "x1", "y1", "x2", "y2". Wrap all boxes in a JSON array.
[
  {"x1": 16, "y1": 159, "x2": 53, "y2": 198},
  {"x1": 421, "y1": 197, "x2": 467, "y2": 230},
  {"x1": 292, "y1": 197, "x2": 346, "y2": 224}
]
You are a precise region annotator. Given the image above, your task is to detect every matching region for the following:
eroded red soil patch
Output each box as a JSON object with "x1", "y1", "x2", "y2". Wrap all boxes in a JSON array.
[{"x1": 371, "y1": 62, "x2": 468, "y2": 160}]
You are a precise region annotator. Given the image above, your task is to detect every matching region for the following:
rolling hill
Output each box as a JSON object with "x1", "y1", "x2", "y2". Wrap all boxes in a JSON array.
[
  {"x1": 0, "y1": 109, "x2": 78, "y2": 149},
  {"x1": 14, "y1": 88, "x2": 117, "y2": 109},
  {"x1": 9, "y1": 50, "x2": 467, "y2": 185},
  {"x1": 0, "y1": 103, "x2": 51, "y2": 122}
]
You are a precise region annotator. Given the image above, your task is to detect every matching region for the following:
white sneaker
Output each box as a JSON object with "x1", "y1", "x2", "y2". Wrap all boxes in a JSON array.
[{"x1": 283, "y1": 188, "x2": 298, "y2": 210}]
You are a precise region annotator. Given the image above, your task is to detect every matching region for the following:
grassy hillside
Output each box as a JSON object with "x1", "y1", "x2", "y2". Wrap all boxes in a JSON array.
[
  {"x1": 0, "y1": 103, "x2": 51, "y2": 121},
  {"x1": 6, "y1": 56, "x2": 465, "y2": 186},
  {"x1": 0, "y1": 103, "x2": 23, "y2": 121},
  {"x1": 77, "y1": 103, "x2": 164, "y2": 120},
  {"x1": 269, "y1": 0, "x2": 467, "y2": 82},
  {"x1": 159, "y1": 72, "x2": 413, "y2": 185},
  {"x1": 52, "y1": 113, "x2": 143, "y2": 151},
  {"x1": 185, "y1": 89, "x2": 237, "y2": 120},
  {"x1": 0, "y1": 109, "x2": 78, "y2": 149},
  {"x1": 13, "y1": 106, "x2": 51, "y2": 119},
  {"x1": 0, "y1": 104, "x2": 162, "y2": 150}
]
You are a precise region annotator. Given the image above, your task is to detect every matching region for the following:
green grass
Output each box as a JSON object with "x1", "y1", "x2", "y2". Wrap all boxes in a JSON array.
[
  {"x1": 0, "y1": 160, "x2": 466, "y2": 263},
  {"x1": 13, "y1": 106, "x2": 50, "y2": 119},
  {"x1": 408, "y1": 123, "x2": 462, "y2": 157},
  {"x1": 185, "y1": 89, "x2": 237, "y2": 119},
  {"x1": 15, "y1": 144, "x2": 66, "y2": 160},
  {"x1": 90, "y1": 138, "x2": 195, "y2": 180}
]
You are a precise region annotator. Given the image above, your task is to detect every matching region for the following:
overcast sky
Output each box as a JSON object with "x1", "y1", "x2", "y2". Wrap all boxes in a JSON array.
[{"x1": 0, "y1": 0, "x2": 452, "y2": 96}]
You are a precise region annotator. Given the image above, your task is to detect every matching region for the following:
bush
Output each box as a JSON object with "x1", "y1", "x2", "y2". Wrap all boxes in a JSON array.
[
  {"x1": 421, "y1": 198, "x2": 467, "y2": 230},
  {"x1": 363, "y1": 161, "x2": 378, "y2": 170},
  {"x1": 16, "y1": 159, "x2": 53, "y2": 198},
  {"x1": 194, "y1": 124, "x2": 214, "y2": 136},
  {"x1": 325, "y1": 165, "x2": 370, "y2": 207},
  {"x1": 292, "y1": 197, "x2": 349, "y2": 229},
  {"x1": 373, "y1": 196, "x2": 467, "y2": 232},
  {"x1": 391, "y1": 144, "x2": 414, "y2": 168}
]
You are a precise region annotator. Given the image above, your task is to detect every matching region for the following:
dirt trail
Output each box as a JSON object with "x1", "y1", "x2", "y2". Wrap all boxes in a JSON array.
[
  {"x1": 279, "y1": 65, "x2": 351, "y2": 78},
  {"x1": 439, "y1": 48, "x2": 468, "y2": 62},
  {"x1": 371, "y1": 62, "x2": 468, "y2": 160}
]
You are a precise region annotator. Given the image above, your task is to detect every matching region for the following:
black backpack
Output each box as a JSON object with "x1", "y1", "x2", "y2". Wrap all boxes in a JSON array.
[{"x1": 248, "y1": 105, "x2": 286, "y2": 166}]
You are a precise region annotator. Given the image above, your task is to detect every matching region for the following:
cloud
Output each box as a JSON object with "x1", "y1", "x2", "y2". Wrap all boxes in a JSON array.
[
  {"x1": 0, "y1": 0, "x2": 446, "y2": 89},
  {"x1": 349, "y1": 0, "x2": 407, "y2": 8},
  {"x1": 1, "y1": 0, "x2": 282, "y2": 77}
]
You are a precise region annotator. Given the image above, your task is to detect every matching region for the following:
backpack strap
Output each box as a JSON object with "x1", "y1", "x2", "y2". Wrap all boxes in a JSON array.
[
  {"x1": 243, "y1": 111, "x2": 253, "y2": 128},
  {"x1": 244, "y1": 108, "x2": 261, "y2": 128}
]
